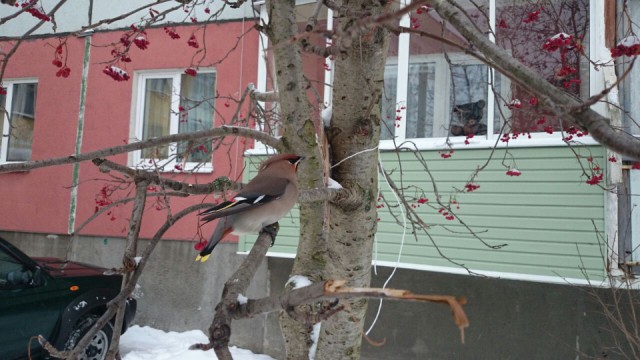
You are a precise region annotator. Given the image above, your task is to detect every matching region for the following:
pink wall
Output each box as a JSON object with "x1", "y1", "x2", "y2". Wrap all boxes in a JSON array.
[
  {"x1": 1, "y1": 37, "x2": 85, "y2": 234},
  {"x1": 0, "y1": 21, "x2": 259, "y2": 244}
]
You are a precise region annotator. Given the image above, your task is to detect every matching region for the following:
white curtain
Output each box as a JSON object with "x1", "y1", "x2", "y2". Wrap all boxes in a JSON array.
[
  {"x1": 178, "y1": 73, "x2": 215, "y2": 163},
  {"x1": 7, "y1": 83, "x2": 37, "y2": 162}
]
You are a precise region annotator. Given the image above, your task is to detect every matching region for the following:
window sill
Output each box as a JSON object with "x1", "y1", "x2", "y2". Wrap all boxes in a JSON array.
[
  {"x1": 244, "y1": 146, "x2": 279, "y2": 156},
  {"x1": 244, "y1": 133, "x2": 602, "y2": 156},
  {"x1": 0, "y1": 160, "x2": 32, "y2": 173},
  {"x1": 380, "y1": 133, "x2": 600, "y2": 151}
]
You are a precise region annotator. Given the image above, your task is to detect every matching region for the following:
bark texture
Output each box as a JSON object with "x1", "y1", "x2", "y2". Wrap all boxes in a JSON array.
[
  {"x1": 265, "y1": 0, "x2": 328, "y2": 358},
  {"x1": 315, "y1": 1, "x2": 390, "y2": 359},
  {"x1": 266, "y1": 0, "x2": 389, "y2": 358}
]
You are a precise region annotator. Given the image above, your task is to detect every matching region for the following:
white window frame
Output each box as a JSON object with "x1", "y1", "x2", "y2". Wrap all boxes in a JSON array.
[
  {"x1": 0, "y1": 78, "x2": 38, "y2": 164},
  {"x1": 250, "y1": 0, "x2": 605, "y2": 156},
  {"x1": 630, "y1": 169, "x2": 640, "y2": 265},
  {"x1": 249, "y1": 3, "x2": 273, "y2": 155},
  {"x1": 130, "y1": 69, "x2": 216, "y2": 172},
  {"x1": 378, "y1": 0, "x2": 602, "y2": 151},
  {"x1": 249, "y1": 4, "x2": 336, "y2": 156},
  {"x1": 385, "y1": 53, "x2": 512, "y2": 144}
]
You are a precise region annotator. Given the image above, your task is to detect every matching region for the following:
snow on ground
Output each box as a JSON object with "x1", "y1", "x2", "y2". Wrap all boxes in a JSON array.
[{"x1": 120, "y1": 325, "x2": 276, "y2": 360}]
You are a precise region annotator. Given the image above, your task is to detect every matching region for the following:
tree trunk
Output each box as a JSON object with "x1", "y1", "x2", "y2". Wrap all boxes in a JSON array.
[
  {"x1": 315, "y1": 1, "x2": 390, "y2": 359},
  {"x1": 267, "y1": 0, "x2": 389, "y2": 357},
  {"x1": 265, "y1": 0, "x2": 328, "y2": 358}
]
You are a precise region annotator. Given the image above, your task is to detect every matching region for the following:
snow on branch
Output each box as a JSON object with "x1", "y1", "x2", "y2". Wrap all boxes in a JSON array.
[{"x1": 250, "y1": 90, "x2": 279, "y2": 102}]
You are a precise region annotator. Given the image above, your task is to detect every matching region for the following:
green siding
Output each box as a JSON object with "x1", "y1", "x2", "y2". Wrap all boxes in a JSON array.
[{"x1": 240, "y1": 146, "x2": 607, "y2": 281}]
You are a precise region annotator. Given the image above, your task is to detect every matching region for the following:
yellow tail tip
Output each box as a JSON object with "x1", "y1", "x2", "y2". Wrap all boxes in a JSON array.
[{"x1": 195, "y1": 254, "x2": 210, "y2": 263}]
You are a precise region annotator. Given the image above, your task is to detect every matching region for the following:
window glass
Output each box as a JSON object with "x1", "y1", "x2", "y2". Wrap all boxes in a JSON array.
[
  {"x1": 136, "y1": 72, "x2": 216, "y2": 169},
  {"x1": 178, "y1": 73, "x2": 215, "y2": 163},
  {"x1": 381, "y1": 64, "x2": 398, "y2": 141},
  {"x1": 0, "y1": 92, "x2": 5, "y2": 147},
  {"x1": 259, "y1": 41, "x2": 281, "y2": 137},
  {"x1": 380, "y1": 0, "x2": 589, "y2": 142},
  {"x1": 495, "y1": 0, "x2": 589, "y2": 134},
  {"x1": 620, "y1": 2, "x2": 640, "y2": 136},
  {"x1": 381, "y1": 34, "x2": 400, "y2": 141},
  {"x1": 0, "y1": 250, "x2": 29, "y2": 290},
  {"x1": 403, "y1": 0, "x2": 489, "y2": 140},
  {"x1": 406, "y1": 62, "x2": 436, "y2": 138},
  {"x1": 449, "y1": 64, "x2": 488, "y2": 137},
  {"x1": 7, "y1": 83, "x2": 37, "y2": 162},
  {"x1": 141, "y1": 78, "x2": 172, "y2": 159}
]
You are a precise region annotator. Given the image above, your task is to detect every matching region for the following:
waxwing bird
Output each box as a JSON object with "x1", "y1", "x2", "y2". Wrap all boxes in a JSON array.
[{"x1": 195, "y1": 154, "x2": 304, "y2": 262}]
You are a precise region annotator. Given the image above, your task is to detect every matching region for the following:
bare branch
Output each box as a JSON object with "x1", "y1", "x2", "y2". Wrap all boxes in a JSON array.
[
  {"x1": 92, "y1": 158, "x2": 240, "y2": 195},
  {"x1": 0, "y1": 0, "x2": 70, "y2": 82},
  {"x1": 190, "y1": 224, "x2": 279, "y2": 356},
  {"x1": 300, "y1": 40, "x2": 341, "y2": 58},
  {"x1": 107, "y1": 178, "x2": 148, "y2": 359},
  {"x1": 574, "y1": 57, "x2": 636, "y2": 113},
  {"x1": 249, "y1": 82, "x2": 279, "y2": 102},
  {"x1": 305, "y1": 0, "x2": 324, "y2": 32},
  {"x1": 0, "y1": 0, "x2": 36, "y2": 26},
  {"x1": 233, "y1": 280, "x2": 469, "y2": 344},
  {"x1": 57, "y1": 202, "x2": 213, "y2": 359},
  {"x1": 430, "y1": 0, "x2": 640, "y2": 160},
  {"x1": 0, "y1": 125, "x2": 282, "y2": 174},
  {"x1": 69, "y1": 191, "x2": 188, "y2": 243},
  {"x1": 77, "y1": 0, "x2": 175, "y2": 33}
]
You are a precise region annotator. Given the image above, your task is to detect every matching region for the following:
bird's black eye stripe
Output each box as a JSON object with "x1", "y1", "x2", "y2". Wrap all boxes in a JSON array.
[{"x1": 288, "y1": 156, "x2": 303, "y2": 165}]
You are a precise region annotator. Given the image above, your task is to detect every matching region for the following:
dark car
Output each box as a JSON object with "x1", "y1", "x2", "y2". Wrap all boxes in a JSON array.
[{"x1": 0, "y1": 237, "x2": 136, "y2": 360}]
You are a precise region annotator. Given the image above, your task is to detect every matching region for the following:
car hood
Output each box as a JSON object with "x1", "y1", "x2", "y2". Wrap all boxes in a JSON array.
[{"x1": 33, "y1": 257, "x2": 110, "y2": 278}]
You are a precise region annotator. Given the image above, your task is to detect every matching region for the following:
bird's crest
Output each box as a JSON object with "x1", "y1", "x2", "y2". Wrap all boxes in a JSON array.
[{"x1": 260, "y1": 154, "x2": 304, "y2": 171}]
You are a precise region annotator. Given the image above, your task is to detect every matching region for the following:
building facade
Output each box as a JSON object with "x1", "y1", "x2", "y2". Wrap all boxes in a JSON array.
[{"x1": 1, "y1": 0, "x2": 639, "y2": 359}]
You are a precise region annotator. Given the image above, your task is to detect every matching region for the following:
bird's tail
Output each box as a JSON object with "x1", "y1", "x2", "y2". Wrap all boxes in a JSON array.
[{"x1": 196, "y1": 217, "x2": 234, "y2": 263}]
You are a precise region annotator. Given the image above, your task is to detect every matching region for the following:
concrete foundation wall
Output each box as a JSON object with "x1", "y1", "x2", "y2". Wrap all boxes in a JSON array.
[
  {"x1": 268, "y1": 257, "x2": 630, "y2": 360},
  {"x1": 3, "y1": 231, "x2": 634, "y2": 359}
]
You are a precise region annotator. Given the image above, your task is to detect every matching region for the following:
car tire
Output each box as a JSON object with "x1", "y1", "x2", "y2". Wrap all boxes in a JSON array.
[{"x1": 63, "y1": 314, "x2": 113, "y2": 360}]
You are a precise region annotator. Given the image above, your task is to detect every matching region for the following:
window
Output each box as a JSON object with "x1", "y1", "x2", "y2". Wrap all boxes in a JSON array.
[
  {"x1": 382, "y1": 42, "x2": 438, "y2": 140},
  {"x1": 381, "y1": 0, "x2": 590, "y2": 148},
  {"x1": 619, "y1": 2, "x2": 640, "y2": 136},
  {"x1": 619, "y1": 165, "x2": 640, "y2": 275},
  {"x1": 132, "y1": 71, "x2": 216, "y2": 171},
  {"x1": 383, "y1": 53, "x2": 505, "y2": 143},
  {"x1": 0, "y1": 81, "x2": 38, "y2": 163}
]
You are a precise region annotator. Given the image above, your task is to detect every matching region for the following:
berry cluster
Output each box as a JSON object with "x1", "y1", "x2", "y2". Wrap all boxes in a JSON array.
[
  {"x1": 17, "y1": 0, "x2": 50, "y2": 21},
  {"x1": 51, "y1": 42, "x2": 71, "y2": 78},
  {"x1": 610, "y1": 36, "x2": 640, "y2": 58},
  {"x1": 103, "y1": 66, "x2": 130, "y2": 81}
]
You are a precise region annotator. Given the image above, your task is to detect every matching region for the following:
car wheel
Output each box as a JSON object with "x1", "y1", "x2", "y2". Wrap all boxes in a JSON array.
[{"x1": 63, "y1": 314, "x2": 113, "y2": 360}]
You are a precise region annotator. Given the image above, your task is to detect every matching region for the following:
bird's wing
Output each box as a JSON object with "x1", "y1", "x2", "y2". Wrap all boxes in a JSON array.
[{"x1": 199, "y1": 177, "x2": 290, "y2": 224}]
